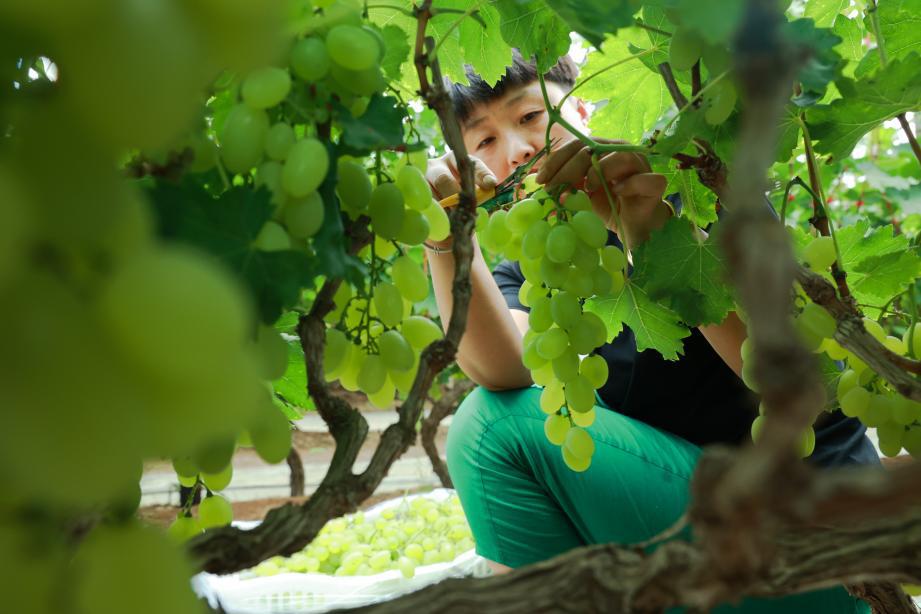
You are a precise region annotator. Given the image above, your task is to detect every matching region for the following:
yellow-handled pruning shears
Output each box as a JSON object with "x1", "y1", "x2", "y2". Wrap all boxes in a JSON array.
[{"x1": 436, "y1": 144, "x2": 552, "y2": 213}]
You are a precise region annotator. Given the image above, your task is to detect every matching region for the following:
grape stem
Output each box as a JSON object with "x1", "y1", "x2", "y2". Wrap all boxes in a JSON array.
[
  {"x1": 908, "y1": 286, "x2": 918, "y2": 359},
  {"x1": 796, "y1": 114, "x2": 850, "y2": 301},
  {"x1": 590, "y1": 153, "x2": 630, "y2": 256}
]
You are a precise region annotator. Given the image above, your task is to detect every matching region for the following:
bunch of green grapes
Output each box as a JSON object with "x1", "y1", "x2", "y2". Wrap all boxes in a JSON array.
[
  {"x1": 476, "y1": 184, "x2": 627, "y2": 472},
  {"x1": 313, "y1": 161, "x2": 450, "y2": 407},
  {"x1": 250, "y1": 493, "x2": 474, "y2": 578},
  {"x1": 740, "y1": 258, "x2": 921, "y2": 458}
]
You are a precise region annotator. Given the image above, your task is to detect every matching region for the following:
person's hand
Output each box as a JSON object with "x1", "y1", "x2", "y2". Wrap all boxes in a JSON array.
[
  {"x1": 536, "y1": 140, "x2": 669, "y2": 248},
  {"x1": 426, "y1": 151, "x2": 498, "y2": 201}
]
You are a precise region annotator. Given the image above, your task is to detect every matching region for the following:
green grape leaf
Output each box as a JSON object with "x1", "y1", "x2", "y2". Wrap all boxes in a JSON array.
[
  {"x1": 380, "y1": 25, "x2": 411, "y2": 81},
  {"x1": 803, "y1": 0, "x2": 848, "y2": 27},
  {"x1": 458, "y1": 3, "x2": 513, "y2": 86},
  {"x1": 836, "y1": 220, "x2": 921, "y2": 306},
  {"x1": 338, "y1": 94, "x2": 407, "y2": 152},
  {"x1": 542, "y1": 0, "x2": 637, "y2": 48},
  {"x1": 807, "y1": 53, "x2": 921, "y2": 159},
  {"x1": 272, "y1": 339, "x2": 315, "y2": 413},
  {"x1": 147, "y1": 183, "x2": 317, "y2": 323},
  {"x1": 579, "y1": 35, "x2": 670, "y2": 143},
  {"x1": 630, "y1": 217, "x2": 733, "y2": 326},
  {"x1": 652, "y1": 159, "x2": 718, "y2": 227},
  {"x1": 832, "y1": 16, "x2": 864, "y2": 65},
  {"x1": 585, "y1": 280, "x2": 691, "y2": 360},
  {"x1": 775, "y1": 104, "x2": 802, "y2": 163},
  {"x1": 674, "y1": 0, "x2": 745, "y2": 45},
  {"x1": 816, "y1": 352, "x2": 844, "y2": 410},
  {"x1": 856, "y1": 0, "x2": 921, "y2": 78},
  {"x1": 495, "y1": 0, "x2": 571, "y2": 72}
]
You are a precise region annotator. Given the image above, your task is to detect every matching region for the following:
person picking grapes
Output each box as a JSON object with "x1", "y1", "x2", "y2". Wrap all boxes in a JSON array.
[{"x1": 428, "y1": 51, "x2": 877, "y2": 612}]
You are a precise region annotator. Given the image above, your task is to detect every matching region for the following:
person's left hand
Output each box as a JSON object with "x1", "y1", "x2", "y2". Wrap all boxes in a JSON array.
[{"x1": 536, "y1": 140, "x2": 670, "y2": 248}]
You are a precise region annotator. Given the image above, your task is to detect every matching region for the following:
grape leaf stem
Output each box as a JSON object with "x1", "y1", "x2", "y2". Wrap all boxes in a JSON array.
[
  {"x1": 896, "y1": 113, "x2": 921, "y2": 170},
  {"x1": 658, "y1": 62, "x2": 688, "y2": 108}
]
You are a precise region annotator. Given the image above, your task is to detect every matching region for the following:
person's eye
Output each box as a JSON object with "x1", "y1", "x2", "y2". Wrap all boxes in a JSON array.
[
  {"x1": 521, "y1": 110, "x2": 543, "y2": 124},
  {"x1": 477, "y1": 136, "x2": 495, "y2": 149}
]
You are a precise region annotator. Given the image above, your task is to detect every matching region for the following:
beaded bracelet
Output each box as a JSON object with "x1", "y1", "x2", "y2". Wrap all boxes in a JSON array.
[{"x1": 423, "y1": 241, "x2": 454, "y2": 254}]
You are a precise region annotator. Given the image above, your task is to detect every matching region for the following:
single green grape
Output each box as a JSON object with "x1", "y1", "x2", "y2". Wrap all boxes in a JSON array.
[
  {"x1": 571, "y1": 407, "x2": 596, "y2": 428},
  {"x1": 840, "y1": 387, "x2": 870, "y2": 418},
  {"x1": 373, "y1": 281, "x2": 403, "y2": 328},
  {"x1": 536, "y1": 327, "x2": 569, "y2": 360},
  {"x1": 254, "y1": 221, "x2": 292, "y2": 251},
  {"x1": 669, "y1": 27, "x2": 703, "y2": 71},
  {"x1": 290, "y1": 37, "x2": 330, "y2": 82},
  {"x1": 325, "y1": 25, "x2": 380, "y2": 71},
  {"x1": 250, "y1": 404, "x2": 292, "y2": 464},
  {"x1": 580, "y1": 354, "x2": 609, "y2": 388},
  {"x1": 400, "y1": 316, "x2": 443, "y2": 350},
  {"x1": 862, "y1": 317, "x2": 887, "y2": 343},
  {"x1": 545, "y1": 223, "x2": 577, "y2": 263},
  {"x1": 167, "y1": 516, "x2": 202, "y2": 543},
  {"x1": 540, "y1": 381, "x2": 565, "y2": 414},
  {"x1": 564, "y1": 375, "x2": 595, "y2": 413},
  {"x1": 324, "y1": 328, "x2": 349, "y2": 378},
  {"x1": 570, "y1": 211, "x2": 607, "y2": 249},
  {"x1": 544, "y1": 414, "x2": 570, "y2": 445},
  {"x1": 284, "y1": 192, "x2": 325, "y2": 239},
  {"x1": 552, "y1": 348, "x2": 580, "y2": 382},
  {"x1": 877, "y1": 422, "x2": 904, "y2": 458},
  {"x1": 529, "y1": 295, "x2": 553, "y2": 333},
  {"x1": 282, "y1": 138, "x2": 329, "y2": 198},
  {"x1": 264, "y1": 122, "x2": 295, "y2": 161},
  {"x1": 703, "y1": 79, "x2": 737, "y2": 125},
  {"x1": 540, "y1": 256, "x2": 570, "y2": 289},
  {"x1": 507, "y1": 198, "x2": 542, "y2": 234},
  {"x1": 798, "y1": 302, "x2": 836, "y2": 339},
  {"x1": 337, "y1": 159, "x2": 373, "y2": 214},
  {"x1": 798, "y1": 427, "x2": 816, "y2": 458},
  {"x1": 564, "y1": 426, "x2": 595, "y2": 459},
  {"x1": 369, "y1": 183, "x2": 405, "y2": 240},
  {"x1": 358, "y1": 354, "x2": 387, "y2": 394},
  {"x1": 378, "y1": 330, "x2": 414, "y2": 372},
  {"x1": 802, "y1": 235, "x2": 836, "y2": 271},
  {"x1": 601, "y1": 245, "x2": 626, "y2": 273},
  {"x1": 255, "y1": 324, "x2": 289, "y2": 381},
  {"x1": 391, "y1": 256, "x2": 429, "y2": 303},
  {"x1": 242, "y1": 66, "x2": 291, "y2": 110},
  {"x1": 201, "y1": 463, "x2": 233, "y2": 492},
  {"x1": 396, "y1": 165, "x2": 432, "y2": 211},
  {"x1": 220, "y1": 104, "x2": 269, "y2": 173},
  {"x1": 550, "y1": 291, "x2": 581, "y2": 331},
  {"x1": 397, "y1": 209, "x2": 430, "y2": 246},
  {"x1": 199, "y1": 495, "x2": 233, "y2": 529},
  {"x1": 562, "y1": 446, "x2": 591, "y2": 472},
  {"x1": 522, "y1": 220, "x2": 551, "y2": 260},
  {"x1": 563, "y1": 190, "x2": 592, "y2": 212},
  {"x1": 486, "y1": 210, "x2": 512, "y2": 248},
  {"x1": 422, "y1": 199, "x2": 450, "y2": 241}
]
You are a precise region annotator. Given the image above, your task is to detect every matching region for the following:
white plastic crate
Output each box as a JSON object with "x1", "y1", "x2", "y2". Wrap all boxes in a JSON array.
[{"x1": 192, "y1": 488, "x2": 491, "y2": 613}]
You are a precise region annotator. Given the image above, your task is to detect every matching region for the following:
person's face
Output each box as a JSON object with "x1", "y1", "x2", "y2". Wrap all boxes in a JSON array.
[{"x1": 460, "y1": 80, "x2": 589, "y2": 183}]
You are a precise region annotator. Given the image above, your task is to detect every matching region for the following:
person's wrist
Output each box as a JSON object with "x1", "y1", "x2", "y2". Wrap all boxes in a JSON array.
[{"x1": 424, "y1": 236, "x2": 454, "y2": 254}]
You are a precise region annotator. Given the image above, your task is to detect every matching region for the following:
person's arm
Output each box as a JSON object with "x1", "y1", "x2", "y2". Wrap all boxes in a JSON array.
[
  {"x1": 427, "y1": 237, "x2": 532, "y2": 390},
  {"x1": 426, "y1": 152, "x2": 532, "y2": 391}
]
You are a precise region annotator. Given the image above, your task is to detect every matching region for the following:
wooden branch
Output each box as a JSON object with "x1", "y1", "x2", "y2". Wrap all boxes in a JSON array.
[
  {"x1": 797, "y1": 268, "x2": 921, "y2": 399},
  {"x1": 897, "y1": 113, "x2": 921, "y2": 170},
  {"x1": 421, "y1": 379, "x2": 475, "y2": 488},
  {"x1": 658, "y1": 62, "x2": 689, "y2": 108},
  {"x1": 286, "y1": 447, "x2": 305, "y2": 497}
]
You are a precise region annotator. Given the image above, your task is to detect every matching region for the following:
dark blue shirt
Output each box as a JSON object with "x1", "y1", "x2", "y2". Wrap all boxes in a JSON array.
[{"x1": 493, "y1": 221, "x2": 879, "y2": 469}]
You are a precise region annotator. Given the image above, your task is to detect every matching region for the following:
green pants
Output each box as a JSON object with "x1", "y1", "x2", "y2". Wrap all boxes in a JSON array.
[{"x1": 445, "y1": 386, "x2": 869, "y2": 613}]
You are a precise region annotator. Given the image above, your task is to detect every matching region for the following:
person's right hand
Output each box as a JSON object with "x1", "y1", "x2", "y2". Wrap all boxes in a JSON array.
[{"x1": 426, "y1": 151, "x2": 498, "y2": 200}]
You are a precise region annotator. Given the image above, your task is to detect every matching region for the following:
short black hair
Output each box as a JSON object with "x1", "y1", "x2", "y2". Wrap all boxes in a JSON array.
[{"x1": 447, "y1": 50, "x2": 578, "y2": 124}]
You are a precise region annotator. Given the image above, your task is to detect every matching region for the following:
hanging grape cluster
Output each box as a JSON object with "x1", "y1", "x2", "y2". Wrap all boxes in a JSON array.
[
  {"x1": 476, "y1": 180, "x2": 628, "y2": 472},
  {"x1": 741, "y1": 234, "x2": 921, "y2": 458}
]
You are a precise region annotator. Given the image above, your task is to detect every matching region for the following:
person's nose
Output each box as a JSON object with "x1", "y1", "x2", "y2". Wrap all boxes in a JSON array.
[{"x1": 506, "y1": 133, "x2": 537, "y2": 170}]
